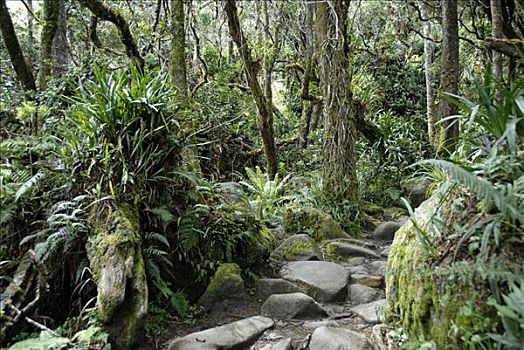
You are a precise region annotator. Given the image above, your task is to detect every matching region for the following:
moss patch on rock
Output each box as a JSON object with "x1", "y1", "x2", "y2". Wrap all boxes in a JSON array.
[
  {"x1": 283, "y1": 207, "x2": 350, "y2": 242},
  {"x1": 385, "y1": 193, "x2": 521, "y2": 348},
  {"x1": 198, "y1": 263, "x2": 245, "y2": 309},
  {"x1": 270, "y1": 234, "x2": 322, "y2": 262},
  {"x1": 7, "y1": 331, "x2": 69, "y2": 350}
]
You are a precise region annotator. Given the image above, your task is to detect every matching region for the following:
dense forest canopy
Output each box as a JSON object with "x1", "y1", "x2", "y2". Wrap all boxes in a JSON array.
[{"x1": 0, "y1": 0, "x2": 523, "y2": 349}]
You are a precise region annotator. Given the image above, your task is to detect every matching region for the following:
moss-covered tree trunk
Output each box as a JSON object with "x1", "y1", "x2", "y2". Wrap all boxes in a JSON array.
[
  {"x1": 86, "y1": 205, "x2": 147, "y2": 350},
  {"x1": 490, "y1": 0, "x2": 504, "y2": 82},
  {"x1": 169, "y1": 0, "x2": 188, "y2": 101},
  {"x1": 225, "y1": 0, "x2": 278, "y2": 176},
  {"x1": 0, "y1": 0, "x2": 36, "y2": 94},
  {"x1": 439, "y1": 0, "x2": 460, "y2": 152},
  {"x1": 317, "y1": 0, "x2": 358, "y2": 202},
  {"x1": 38, "y1": 0, "x2": 60, "y2": 91},
  {"x1": 78, "y1": 0, "x2": 144, "y2": 71}
]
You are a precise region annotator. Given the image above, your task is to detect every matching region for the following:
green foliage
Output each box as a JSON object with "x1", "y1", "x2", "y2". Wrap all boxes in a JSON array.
[
  {"x1": 62, "y1": 66, "x2": 181, "y2": 200},
  {"x1": 240, "y1": 166, "x2": 292, "y2": 220},
  {"x1": 488, "y1": 280, "x2": 524, "y2": 349}
]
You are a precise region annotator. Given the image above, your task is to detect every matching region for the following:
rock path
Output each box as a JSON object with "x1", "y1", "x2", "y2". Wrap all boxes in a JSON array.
[{"x1": 164, "y1": 222, "x2": 401, "y2": 350}]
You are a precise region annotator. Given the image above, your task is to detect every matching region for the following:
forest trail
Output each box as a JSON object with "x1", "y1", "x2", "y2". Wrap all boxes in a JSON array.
[{"x1": 161, "y1": 221, "x2": 398, "y2": 350}]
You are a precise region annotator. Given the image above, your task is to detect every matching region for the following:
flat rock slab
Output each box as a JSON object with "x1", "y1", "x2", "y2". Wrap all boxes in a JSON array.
[
  {"x1": 350, "y1": 299, "x2": 386, "y2": 324},
  {"x1": 351, "y1": 274, "x2": 383, "y2": 288},
  {"x1": 369, "y1": 261, "x2": 387, "y2": 277},
  {"x1": 260, "y1": 338, "x2": 293, "y2": 350},
  {"x1": 167, "y1": 316, "x2": 274, "y2": 350},
  {"x1": 309, "y1": 326, "x2": 373, "y2": 350},
  {"x1": 261, "y1": 293, "x2": 328, "y2": 320},
  {"x1": 303, "y1": 320, "x2": 340, "y2": 329},
  {"x1": 280, "y1": 261, "x2": 350, "y2": 302},
  {"x1": 349, "y1": 284, "x2": 380, "y2": 305},
  {"x1": 256, "y1": 278, "x2": 304, "y2": 302},
  {"x1": 326, "y1": 242, "x2": 380, "y2": 259}
]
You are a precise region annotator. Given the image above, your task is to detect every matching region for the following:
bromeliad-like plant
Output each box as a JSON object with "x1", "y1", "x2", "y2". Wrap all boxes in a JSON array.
[{"x1": 62, "y1": 66, "x2": 181, "y2": 201}]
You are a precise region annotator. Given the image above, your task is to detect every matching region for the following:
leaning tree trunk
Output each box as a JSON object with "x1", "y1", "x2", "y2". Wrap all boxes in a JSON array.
[
  {"x1": 439, "y1": 0, "x2": 460, "y2": 153},
  {"x1": 224, "y1": 0, "x2": 278, "y2": 176},
  {"x1": 490, "y1": 0, "x2": 504, "y2": 81},
  {"x1": 38, "y1": 0, "x2": 59, "y2": 90},
  {"x1": 317, "y1": 0, "x2": 358, "y2": 202},
  {"x1": 78, "y1": 0, "x2": 144, "y2": 71},
  {"x1": 169, "y1": 0, "x2": 188, "y2": 102},
  {"x1": 0, "y1": 0, "x2": 36, "y2": 94}
]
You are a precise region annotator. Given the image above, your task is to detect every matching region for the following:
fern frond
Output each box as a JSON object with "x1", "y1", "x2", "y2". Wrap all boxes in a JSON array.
[
  {"x1": 15, "y1": 171, "x2": 45, "y2": 202},
  {"x1": 145, "y1": 232, "x2": 170, "y2": 248}
]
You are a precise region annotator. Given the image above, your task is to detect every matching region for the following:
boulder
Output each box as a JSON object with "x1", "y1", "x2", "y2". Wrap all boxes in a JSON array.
[
  {"x1": 369, "y1": 260, "x2": 387, "y2": 277},
  {"x1": 346, "y1": 265, "x2": 370, "y2": 275},
  {"x1": 371, "y1": 221, "x2": 402, "y2": 241},
  {"x1": 325, "y1": 242, "x2": 380, "y2": 259},
  {"x1": 309, "y1": 326, "x2": 373, "y2": 350},
  {"x1": 167, "y1": 316, "x2": 274, "y2": 350},
  {"x1": 303, "y1": 320, "x2": 340, "y2": 329},
  {"x1": 256, "y1": 278, "x2": 304, "y2": 302},
  {"x1": 198, "y1": 263, "x2": 244, "y2": 310},
  {"x1": 260, "y1": 338, "x2": 293, "y2": 350},
  {"x1": 350, "y1": 299, "x2": 386, "y2": 324},
  {"x1": 346, "y1": 257, "x2": 366, "y2": 266},
  {"x1": 86, "y1": 206, "x2": 147, "y2": 349},
  {"x1": 348, "y1": 284, "x2": 380, "y2": 304},
  {"x1": 215, "y1": 182, "x2": 244, "y2": 203},
  {"x1": 401, "y1": 177, "x2": 430, "y2": 208},
  {"x1": 283, "y1": 207, "x2": 350, "y2": 241},
  {"x1": 350, "y1": 274, "x2": 383, "y2": 288},
  {"x1": 280, "y1": 261, "x2": 350, "y2": 302},
  {"x1": 270, "y1": 234, "x2": 322, "y2": 262},
  {"x1": 261, "y1": 293, "x2": 328, "y2": 320}
]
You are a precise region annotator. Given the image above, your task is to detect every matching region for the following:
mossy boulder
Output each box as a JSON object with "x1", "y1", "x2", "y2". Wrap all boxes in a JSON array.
[
  {"x1": 385, "y1": 193, "x2": 513, "y2": 348},
  {"x1": 73, "y1": 326, "x2": 111, "y2": 350},
  {"x1": 198, "y1": 263, "x2": 245, "y2": 310},
  {"x1": 86, "y1": 205, "x2": 147, "y2": 350},
  {"x1": 283, "y1": 207, "x2": 350, "y2": 242},
  {"x1": 270, "y1": 234, "x2": 322, "y2": 262}
]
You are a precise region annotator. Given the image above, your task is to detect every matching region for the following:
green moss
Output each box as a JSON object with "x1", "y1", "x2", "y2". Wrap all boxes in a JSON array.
[
  {"x1": 283, "y1": 207, "x2": 349, "y2": 242},
  {"x1": 7, "y1": 331, "x2": 69, "y2": 350},
  {"x1": 206, "y1": 263, "x2": 242, "y2": 293},
  {"x1": 385, "y1": 194, "x2": 504, "y2": 348},
  {"x1": 279, "y1": 241, "x2": 316, "y2": 259}
]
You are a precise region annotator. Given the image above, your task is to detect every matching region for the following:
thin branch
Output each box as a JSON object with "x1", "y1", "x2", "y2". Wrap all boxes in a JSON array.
[{"x1": 20, "y1": 0, "x2": 41, "y2": 23}]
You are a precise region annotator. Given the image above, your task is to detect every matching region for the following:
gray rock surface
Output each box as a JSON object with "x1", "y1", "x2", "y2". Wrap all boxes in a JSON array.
[
  {"x1": 350, "y1": 299, "x2": 386, "y2": 324},
  {"x1": 326, "y1": 242, "x2": 380, "y2": 259},
  {"x1": 309, "y1": 326, "x2": 373, "y2": 350},
  {"x1": 167, "y1": 316, "x2": 274, "y2": 350},
  {"x1": 380, "y1": 246, "x2": 390, "y2": 257},
  {"x1": 346, "y1": 265, "x2": 370, "y2": 275},
  {"x1": 215, "y1": 182, "x2": 244, "y2": 202},
  {"x1": 346, "y1": 257, "x2": 366, "y2": 266},
  {"x1": 260, "y1": 338, "x2": 293, "y2": 350},
  {"x1": 280, "y1": 261, "x2": 350, "y2": 302},
  {"x1": 369, "y1": 260, "x2": 387, "y2": 277},
  {"x1": 348, "y1": 284, "x2": 380, "y2": 304},
  {"x1": 402, "y1": 177, "x2": 430, "y2": 208},
  {"x1": 371, "y1": 221, "x2": 402, "y2": 241},
  {"x1": 270, "y1": 234, "x2": 322, "y2": 262},
  {"x1": 303, "y1": 320, "x2": 340, "y2": 329},
  {"x1": 261, "y1": 293, "x2": 328, "y2": 320},
  {"x1": 256, "y1": 278, "x2": 304, "y2": 302},
  {"x1": 198, "y1": 263, "x2": 245, "y2": 310}
]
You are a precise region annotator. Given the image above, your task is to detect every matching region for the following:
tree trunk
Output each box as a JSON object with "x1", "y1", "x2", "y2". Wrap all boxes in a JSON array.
[
  {"x1": 27, "y1": 0, "x2": 34, "y2": 54},
  {"x1": 317, "y1": 0, "x2": 358, "y2": 202},
  {"x1": 0, "y1": 0, "x2": 36, "y2": 94},
  {"x1": 38, "y1": 0, "x2": 60, "y2": 90},
  {"x1": 300, "y1": 1, "x2": 316, "y2": 149},
  {"x1": 224, "y1": 0, "x2": 278, "y2": 176},
  {"x1": 169, "y1": 0, "x2": 188, "y2": 101},
  {"x1": 421, "y1": 1, "x2": 437, "y2": 148},
  {"x1": 490, "y1": 0, "x2": 504, "y2": 81},
  {"x1": 439, "y1": 0, "x2": 460, "y2": 153},
  {"x1": 52, "y1": 0, "x2": 69, "y2": 79},
  {"x1": 78, "y1": 0, "x2": 145, "y2": 71}
]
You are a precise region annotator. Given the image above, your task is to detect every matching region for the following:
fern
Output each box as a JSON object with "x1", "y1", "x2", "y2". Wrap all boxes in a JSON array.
[
  {"x1": 15, "y1": 171, "x2": 45, "y2": 202},
  {"x1": 417, "y1": 160, "x2": 524, "y2": 224}
]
